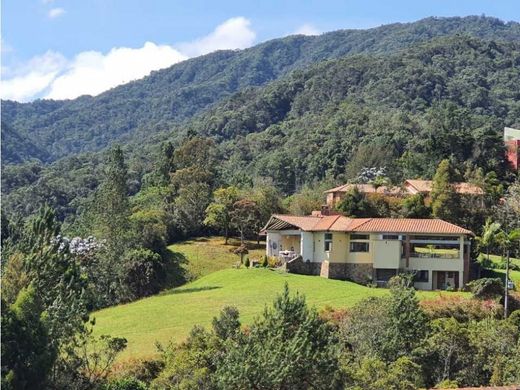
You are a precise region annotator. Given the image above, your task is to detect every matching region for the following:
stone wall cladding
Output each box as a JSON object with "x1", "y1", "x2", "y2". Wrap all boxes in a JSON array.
[
  {"x1": 284, "y1": 258, "x2": 374, "y2": 284},
  {"x1": 319, "y1": 261, "x2": 373, "y2": 283},
  {"x1": 285, "y1": 256, "x2": 321, "y2": 275}
]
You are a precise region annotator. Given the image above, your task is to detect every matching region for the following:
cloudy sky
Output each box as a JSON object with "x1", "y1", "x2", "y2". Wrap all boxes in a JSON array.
[{"x1": 2, "y1": 0, "x2": 519, "y2": 102}]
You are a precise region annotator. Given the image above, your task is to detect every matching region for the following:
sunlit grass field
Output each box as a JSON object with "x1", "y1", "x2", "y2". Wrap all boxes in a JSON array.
[
  {"x1": 168, "y1": 236, "x2": 265, "y2": 279},
  {"x1": 93, "y1": 268, "x2": 465, "y2": 361}
]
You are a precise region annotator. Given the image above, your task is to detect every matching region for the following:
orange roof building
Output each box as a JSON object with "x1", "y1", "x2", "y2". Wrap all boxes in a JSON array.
[
  {"x1": 324, "y1": 179, "x2": 483, "y2": 207},
  {"x1": 263, "y1": 212, "x2": 473, "y2": 291}
]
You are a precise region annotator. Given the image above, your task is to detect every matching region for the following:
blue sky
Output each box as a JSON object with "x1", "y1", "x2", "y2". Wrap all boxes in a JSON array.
[{"x1": 2, "y1": 0, "x2": 519, "y2": 101}]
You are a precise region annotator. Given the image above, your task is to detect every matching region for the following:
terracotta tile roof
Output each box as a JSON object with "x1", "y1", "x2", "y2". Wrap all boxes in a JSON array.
[
  {"x1": 265, "y1": 215, "x2": 472, "y2": 235},
  {"x1": 350, "y1": 218, "x2": 473, "y2": 235},
  {"x1": 405, "y1": 179, "x2": 483, "y2": 195},
  {"x1": 324, "y1": 183, "x2": 403, "y2": 195}
]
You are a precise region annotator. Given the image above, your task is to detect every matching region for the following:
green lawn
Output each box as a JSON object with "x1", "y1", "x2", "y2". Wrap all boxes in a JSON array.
[
  {"x1": 169, "y1": 236, "x2": 265, "y2": 279},
  {"x1": 478, "y1": 254, "x2": 520, "y2": 285},
  {"x1": 93, "y1": 268, "x2": 464, "y2": 361}
]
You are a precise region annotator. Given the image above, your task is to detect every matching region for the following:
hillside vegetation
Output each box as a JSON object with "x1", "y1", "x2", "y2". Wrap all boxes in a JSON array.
[
  {"x1": 2, "y1": 16, "x2": 520, "y2": 164},
  {"x1": 3, "y1": 34, "x2": 520, "y2": 222}
]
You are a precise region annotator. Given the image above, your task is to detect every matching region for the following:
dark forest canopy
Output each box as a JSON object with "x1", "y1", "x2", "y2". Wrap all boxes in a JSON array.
[{"x1": 2, "y1": 15, "x2": 520, "y2": 164}]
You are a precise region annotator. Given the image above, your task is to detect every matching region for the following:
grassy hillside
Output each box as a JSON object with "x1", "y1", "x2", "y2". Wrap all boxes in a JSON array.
[
  {"x1": 92, "y1": 268, "x2": 465, "y2": 360},
  {"x1": 168, "y1": 236, "x2": 265, "y2": 279}
]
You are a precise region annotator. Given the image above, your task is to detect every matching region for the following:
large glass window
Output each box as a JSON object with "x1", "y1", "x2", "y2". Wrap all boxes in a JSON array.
[
  {"x1": 324, "y1": 233, "x2": 333, "y2": 251},
  {"x1": 350, "y1": 242, "x2": 369, "y2": 252}
]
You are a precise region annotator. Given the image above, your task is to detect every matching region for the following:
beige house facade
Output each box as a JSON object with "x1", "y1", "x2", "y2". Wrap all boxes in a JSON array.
[{"x1": 263, "y1": 213, "x2": 473, "y2": 290}]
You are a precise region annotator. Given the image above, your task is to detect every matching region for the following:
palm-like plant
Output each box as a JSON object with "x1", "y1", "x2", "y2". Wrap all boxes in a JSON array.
[
  {"x1": 476, "y1": 218, "x2": 501, "y2": 265},
  {"x1": 496, "y1": 227, "x2": 520, "y2": 318}
]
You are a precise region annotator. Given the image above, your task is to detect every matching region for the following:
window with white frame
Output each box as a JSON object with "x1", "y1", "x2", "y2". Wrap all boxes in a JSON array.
[{"x1": 324, "y1": 233, "x2": 333, "y2": 251}]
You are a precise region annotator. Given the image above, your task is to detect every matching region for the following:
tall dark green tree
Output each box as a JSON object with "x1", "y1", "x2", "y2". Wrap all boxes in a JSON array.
[
  {"x1": 431, "y1": 159, "x2": 459, "y2": 221},
  {"x1": 97, "y1": 146, "x2": 131, "y2": 245}
]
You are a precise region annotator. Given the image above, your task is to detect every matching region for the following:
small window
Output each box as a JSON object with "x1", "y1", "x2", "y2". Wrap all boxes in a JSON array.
[
  {"x1": 382, "y1": 234, "x2": 399, "y2": 240},
  {"x1": 351, "y1": 234, "x2": 369, "y2": 240},
  {"x1": 350, "y1": 242, "x2": 369, "y2": 252},
  {"x1": 324, "y1": 233, "x2": 333, "y2": 251},
  {"x1": 414, "y1": 270, "x2": 429, "y2": 283}
]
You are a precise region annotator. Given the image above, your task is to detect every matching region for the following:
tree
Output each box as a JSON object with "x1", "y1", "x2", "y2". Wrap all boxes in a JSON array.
[
  {"x1": 476, "y1": 218, "x2": 501, "y2": 265},
  {"x1": 173, "y1": 182, "x2": 212, "y2": 237},
  {"x1": 401, "y1": 193, "x2": 430, "y2": 218},
  {"x1": 1, "y1": 287, "x2": 56, "y2": 390},
  {"x1": 336, "y1": 187, "x2": 373, "y2": 217},
  {"x1": 96, "y1": 145, "x2": 131, "y2": 248},
  {"x1": 217, "y1": 284, "x2": 343, "y2": 389},
  {"x1": 384, "y1": 276, "x2": 429, "y2": 361},
  {"x1": 230, "y1": 199, "x2": 259, "y2": 244},
  {"x1": 431, "y1": 159, "x2": 459, "y2": 221},
  {"x1": 204, "y1": 187, "x2": 240, "y2": 244},
  {"x1": 495, "y1": 227, "x2": 520, "y2": 318}
]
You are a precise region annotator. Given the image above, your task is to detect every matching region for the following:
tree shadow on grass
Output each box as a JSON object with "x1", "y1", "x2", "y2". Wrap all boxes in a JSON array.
[
  {"x1": 161, "y1": 250, "x2": 190, "y2": 289},
  {"x1": 163, "y1": 285, "x2": 222, "y2": 295}
]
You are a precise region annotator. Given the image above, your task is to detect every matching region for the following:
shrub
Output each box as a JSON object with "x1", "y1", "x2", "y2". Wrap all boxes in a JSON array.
[
  {"x1": 124, "y1": 248, "x2": 165, "y2": 299},
  {"x1": 261, "y1": 255, "x2": 268, "y2": 267},
  {"x1": 244, "y1": 257, "x2": 250, "y2": 268},
  {"x1": 420, "y1": 295, "x2": 502, "y2": 321},
  {"x1": 467, "y1": 278, "x2": 504, "y2": 300},
  {"x1": 103, "y1": 377, "x2": 147, "y2": 390},
  {"x1": 267, "y1": 256, "x2": 279, "y2": 268}
]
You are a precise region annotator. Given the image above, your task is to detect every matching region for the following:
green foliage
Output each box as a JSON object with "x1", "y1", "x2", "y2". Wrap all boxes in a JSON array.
[
  {"x1": 431, "y1": 159, "x2": 459, "y2": 221},
  {"x1": 1, "y1": 287, "x2": 56, "y2": 390},
  {"x1": 204, "y1": 187, "x2": 240, "y2": 243},
  {"x1": 217, "y1": 284, "x2": 343, "y2": 389},
  {"x1": 336, "y1": 187, "x2": 373, "y2": 217},
  {"x1": 467, "y1": 278, "x2": 504, "y2": 300},
  {"x1": 401, "y1": 193, "x2": 431, "y2": 218},
  {"x1": 103, "y1": 378, "x2": 147, "y2": 390},
  {"x1": 123, "y1": 248, "x2": 166, "y2": 299},
  {"x1": 345, "y1": 356, "x2": 424, "y2": 390}
]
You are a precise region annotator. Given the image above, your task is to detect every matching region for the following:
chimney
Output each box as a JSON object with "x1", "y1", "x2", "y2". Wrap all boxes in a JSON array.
[{"x1": 321, "y1": 205, "x2": 330, "y2": 216}]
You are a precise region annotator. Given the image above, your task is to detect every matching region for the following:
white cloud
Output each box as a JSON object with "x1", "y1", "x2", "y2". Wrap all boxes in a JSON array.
[
  {"x1": 48, "y1": 7, "x2": 65, "y2": 19},
  {"x1": 1, "y1": 17, "x2": 257, "y2": 102},
  {"x1": 1, "y1": 51, "x2": 67, "y2": 101},
  {"x1": 45, "y1": 42, "x2": 187, "y2": 99},
  {"x1": 177, "y1": 16, "x2": 256, "y2": 56},
  {"x1": 293, "y1": 24, "x2": 320, "y2": 36}
]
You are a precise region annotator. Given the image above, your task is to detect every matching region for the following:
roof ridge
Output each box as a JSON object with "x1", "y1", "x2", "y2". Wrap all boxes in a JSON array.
[{"x1": 350, "y1": 217, "x2": 373, "y2": 230}]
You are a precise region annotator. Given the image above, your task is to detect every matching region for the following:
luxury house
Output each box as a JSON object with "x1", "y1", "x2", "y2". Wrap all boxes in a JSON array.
[
  {"x1": 325, "y1": 179, "x2": 483, "y2": 207},
  {"x1": 262, "y1": 209, "x2": 473, "y2": 290}
]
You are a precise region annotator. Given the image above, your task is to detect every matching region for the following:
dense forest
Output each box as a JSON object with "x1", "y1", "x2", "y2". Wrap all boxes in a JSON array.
[
  {"x1": 2, "y1": 33, "x2": 520, "y2": 226},
  {"x1": 2, "y1": 16, "x2": 520, "y2": 164}
]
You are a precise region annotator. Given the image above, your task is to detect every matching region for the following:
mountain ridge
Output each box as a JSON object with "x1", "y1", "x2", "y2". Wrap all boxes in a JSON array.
[{"x1": 3, "y1": 15, "x2": 520, "y2": 165}]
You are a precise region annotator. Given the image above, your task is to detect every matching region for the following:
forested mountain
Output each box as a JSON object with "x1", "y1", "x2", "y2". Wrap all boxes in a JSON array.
[
  {"x1": 2, "y1": 15, "x2": 520, "y2": 164},
  {"x1": 3, "y1": 34, "x2": 520, "y2": 223}
]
